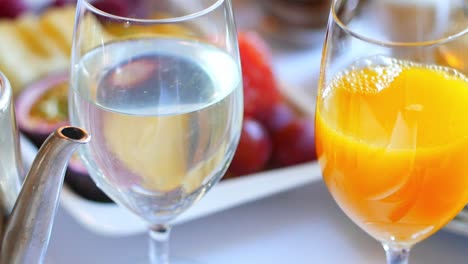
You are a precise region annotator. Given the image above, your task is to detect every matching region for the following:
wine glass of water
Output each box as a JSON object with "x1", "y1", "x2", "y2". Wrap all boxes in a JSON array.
[
  {"x1": 69, "y1": 0, "x2": 242, "y2": 263},
  {"x1": 316, "y1": 0, "x2": 468, "y2": 263}
]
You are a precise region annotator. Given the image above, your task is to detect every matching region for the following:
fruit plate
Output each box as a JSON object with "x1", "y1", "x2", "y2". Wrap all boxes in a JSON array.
[
  {"x1": 62, "y1": 162, "x2": 320, "y2": 236},
  {"x1": 21, "y1": 136, "x2": 321, "y2": 237},
  {"x1": 20, "y1": 84, "x2": 322, "y2": 237},
  {"x1": 7, "y1": 0, "x2": 321, "y2": 238}
]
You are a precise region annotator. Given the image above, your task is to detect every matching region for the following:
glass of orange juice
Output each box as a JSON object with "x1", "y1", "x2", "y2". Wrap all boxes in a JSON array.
[{"x1": 316, "y1": 0, "x2": 468, "y2": 263}]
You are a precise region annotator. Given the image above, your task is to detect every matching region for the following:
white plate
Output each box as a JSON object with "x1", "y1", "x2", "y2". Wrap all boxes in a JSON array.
[
  {"x1": 21, "y1": 133, "x2": 321, "y2": 237},
  {"x1": 61, "y1": 162, "x2": 321, "y2": 236}
]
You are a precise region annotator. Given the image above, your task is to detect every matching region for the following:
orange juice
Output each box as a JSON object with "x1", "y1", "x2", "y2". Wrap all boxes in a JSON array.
[{"x1": 316, "y1": 57, "x2": 468, "y2": 246}]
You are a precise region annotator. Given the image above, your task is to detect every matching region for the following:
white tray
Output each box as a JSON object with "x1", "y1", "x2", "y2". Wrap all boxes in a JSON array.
[
  {"x1": 21, "y1": 132, "x2": 321, "y2": 237},
  {"x1": 63, "y1": 162, "x2": 321, "y2": 236}
]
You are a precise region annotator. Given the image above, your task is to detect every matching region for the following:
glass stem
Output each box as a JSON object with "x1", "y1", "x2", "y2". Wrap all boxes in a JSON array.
[
  {"x1": 383, "y1": 244, "x2": 411, "y2": 264},
  {"x1": 149, "y1": 224, "x2": 172, "y2": 264}
]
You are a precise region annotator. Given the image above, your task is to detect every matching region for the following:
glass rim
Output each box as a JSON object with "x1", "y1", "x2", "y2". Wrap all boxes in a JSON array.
[
  {"x1": 331, "y1": 0, "x2": 468, "y2": 48},
  {"x1": 0, "y1": 71, "x2": 11, "y2": 112},
  {"x1": 81, "y1": 0, "x2": 226, "y2": 23}
]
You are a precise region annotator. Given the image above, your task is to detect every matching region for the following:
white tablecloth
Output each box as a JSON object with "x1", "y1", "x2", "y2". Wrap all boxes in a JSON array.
[{"x1": 46, "y1": 181, "x2": 468, "y2": 264}]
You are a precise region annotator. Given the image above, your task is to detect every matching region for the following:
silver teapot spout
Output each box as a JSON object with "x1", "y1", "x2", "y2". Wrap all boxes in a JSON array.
[
  {"x1": 1, "y1": 126, "x2": 90, "y2": 264},
  {"x1": 0, "y1": 72, "x2": 91, "y2": 264}
]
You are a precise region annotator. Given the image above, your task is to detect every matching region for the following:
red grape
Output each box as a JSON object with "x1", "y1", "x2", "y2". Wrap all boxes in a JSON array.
[
  {"x1": 256, "y1": 102, "x2": 296, "y2": 133},
  {"x1": 228, "y1": 117, "x2": 272, "y2": 176},
  {"x1": 271, "y1": 117, "x2": 316, "y2": 167},
  {"x1": 93, "y1": 0, "x2": 129, "y2": 17},
  {"x1": 52, "y1": 0, "x2": 75, "y2": 7},
  {"x1": 0, "y1": 0, "x2": 27, "y2": 18}
]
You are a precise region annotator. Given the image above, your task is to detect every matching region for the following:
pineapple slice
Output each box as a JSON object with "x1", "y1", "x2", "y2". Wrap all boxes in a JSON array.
[
  {"x1": 184, "y1": 145, "x2": 226, "y2": 193},
  {"x1": 0, "y1": 6, "x2": 115, "y2": 94},
  {"x1": 102, "y1": 112, "x2": 190, "y2": 192},
  {"x1": 0, "y1": 20, "x2": 44, "y2": 94},
  {"x1": 0, "y1": 11, "x2": 71, "y2": 94},
  {"x1": 41, "y1": 6, "x2": 115, "y2": 55},
  {"x1": 39, "y1": 6, "x2": 77, "y2": 56},
  {"x1": 41, "y1": 5, "x2": 119, "y2": 57},
  {"x1": 79, "y1": 12, "x2": 115, "y2": 52},
  {"x1": 102, "y1": 105, "x2": 225, "y2": 193},
  {"x1": 16, "y1": 14, "x2": 69, "y2": 71},
  {"x1": 104, "y1": 12, "x2": 196, "y2": 40}
]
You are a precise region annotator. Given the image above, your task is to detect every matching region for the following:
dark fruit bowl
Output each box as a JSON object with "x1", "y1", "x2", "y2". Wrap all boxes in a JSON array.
[{"x1": 65, "y1": 155, "x2": 113, "y2": 203}]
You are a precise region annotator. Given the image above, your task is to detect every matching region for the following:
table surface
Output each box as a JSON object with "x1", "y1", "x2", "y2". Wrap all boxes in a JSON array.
[
  {"x1": 45, "y1": 181, "x2": 468, "y2": 264},
  {"x1": 44, "y1": 2, "x2": 468, "y2": 262}
]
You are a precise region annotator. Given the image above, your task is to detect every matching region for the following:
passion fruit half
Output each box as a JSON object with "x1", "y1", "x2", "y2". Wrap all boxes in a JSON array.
[{"x1": 15, "y1": 71, "x2": 70, "y2": 147}]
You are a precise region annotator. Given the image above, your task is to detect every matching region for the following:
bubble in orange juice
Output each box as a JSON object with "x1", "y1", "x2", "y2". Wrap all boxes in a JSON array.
[{"x1": 316, "y1": 56, "x2": 468, "y2": 246}]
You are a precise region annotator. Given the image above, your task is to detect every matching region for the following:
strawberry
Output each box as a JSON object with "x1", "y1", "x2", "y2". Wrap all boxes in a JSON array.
[{"x1": 238, "y1": 32, "x2": 282, "y2": 120}]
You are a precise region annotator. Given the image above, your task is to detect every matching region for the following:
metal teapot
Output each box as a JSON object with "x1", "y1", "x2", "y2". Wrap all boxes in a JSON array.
[{"x1": 0, "y1": 72, "x2": 90, "y2": 263}]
